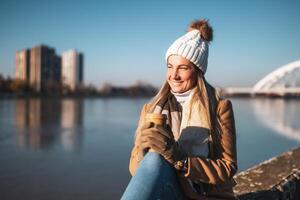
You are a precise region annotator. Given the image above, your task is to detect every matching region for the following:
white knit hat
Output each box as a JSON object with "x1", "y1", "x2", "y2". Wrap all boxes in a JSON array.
[{"x1": 165, "y1": 29, "x2": 209, "y2": 74}]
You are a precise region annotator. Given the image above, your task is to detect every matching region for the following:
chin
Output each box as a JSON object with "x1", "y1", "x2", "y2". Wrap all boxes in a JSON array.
[{"x1": 171, "y1": 87, "x2": 185, "y2": 93}]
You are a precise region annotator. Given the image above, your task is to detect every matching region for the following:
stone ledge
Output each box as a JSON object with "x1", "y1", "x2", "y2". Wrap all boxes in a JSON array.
[{"x1": 234, "y1": 146, "x2": 300, "y2": 200}]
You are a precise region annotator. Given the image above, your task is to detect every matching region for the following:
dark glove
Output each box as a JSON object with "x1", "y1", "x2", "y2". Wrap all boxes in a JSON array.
[{"x1": 140, "y1": 124, "x2": 186, "y2": 165}]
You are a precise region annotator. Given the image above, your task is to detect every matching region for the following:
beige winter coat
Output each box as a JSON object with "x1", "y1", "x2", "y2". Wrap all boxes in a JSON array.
[{"x1": 129, "y1": 98, "x2": 237, "y2": 200}]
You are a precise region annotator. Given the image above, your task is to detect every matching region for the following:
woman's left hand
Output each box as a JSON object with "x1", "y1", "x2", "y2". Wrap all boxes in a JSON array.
[{"x1": 141, "y1": 124, "x2": 186, "y2": 165}]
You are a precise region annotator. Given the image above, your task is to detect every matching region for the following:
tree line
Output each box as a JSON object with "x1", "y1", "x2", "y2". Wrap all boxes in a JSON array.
[{"x1": 0, "y1": 74, "x2": 157, "y2": 98}]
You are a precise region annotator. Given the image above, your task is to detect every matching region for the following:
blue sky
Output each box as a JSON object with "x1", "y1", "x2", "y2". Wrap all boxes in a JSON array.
[{"x1": 1, "y1": 0, "x2": 300, "y2": 88}]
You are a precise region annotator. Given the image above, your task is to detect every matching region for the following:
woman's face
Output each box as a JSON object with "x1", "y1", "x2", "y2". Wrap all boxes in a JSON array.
[{"x1": 167, "y1": 55, "x2": 197, "y2": 93}]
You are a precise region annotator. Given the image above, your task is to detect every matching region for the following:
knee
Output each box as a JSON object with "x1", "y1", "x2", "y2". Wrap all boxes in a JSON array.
[
  {"x1": 140, "y1": 152, "x2": 171, "y2": 174},
  {"x1": 142, "y1": 152, "x2": 163, "y2": 165}
]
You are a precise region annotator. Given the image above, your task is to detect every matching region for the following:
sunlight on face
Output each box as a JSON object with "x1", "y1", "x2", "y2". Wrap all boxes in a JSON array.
[{"x1": 166, "y1": 55, "x2": 197, "y2": 93}]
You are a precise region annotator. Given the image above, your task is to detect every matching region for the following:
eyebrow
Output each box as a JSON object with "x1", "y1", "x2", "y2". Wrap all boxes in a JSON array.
[{"x1": 167, "y1": 63, "x2": 193, "y2": 68}]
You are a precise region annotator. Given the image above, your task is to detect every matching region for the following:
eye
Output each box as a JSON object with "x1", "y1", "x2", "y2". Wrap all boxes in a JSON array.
[
  {"x1": 178, "y1": 65, "x2": 189, "y2": 70},
  {"x1": 167, "y1": 64, "x2": 173, "y2": 69}
]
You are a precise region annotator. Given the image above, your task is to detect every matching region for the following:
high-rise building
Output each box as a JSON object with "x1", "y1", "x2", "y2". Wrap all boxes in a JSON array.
[
  {"x1": 15, "y1": 45, "x2": 84, "y2": 92},
  {"x1": 29, "y1": 45, "x2": 61, "y2": 91},
  {"x1": 15, "y1": 49, "x2": 30, "y2": 82},
  {"x1": 61, "y1": 50, "x2": 84, "y2": 90}
]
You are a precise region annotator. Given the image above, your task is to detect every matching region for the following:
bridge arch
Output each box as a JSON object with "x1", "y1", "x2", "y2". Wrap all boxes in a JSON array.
[{"x1": 253, "y1": 60, "x2": 300, "y2": 92}]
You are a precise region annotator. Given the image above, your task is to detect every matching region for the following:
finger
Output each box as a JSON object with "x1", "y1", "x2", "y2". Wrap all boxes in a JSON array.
[
  {"x1": 141, "y1": 132, "x2": 168, "y2": 144},
  {"x1": 148, "y1": 144, "x2": 162, "y2": 153},
  {"x1": 141, "y1": 140, "x2": 158, "y2": 151},
  {"x1": 152, "y1": 125, "x2": 173, "y2": 139},
  {"x1": 147, "y1": 141, "x2": 167, "y2": 152},
  {"x1": 140, "y1": 136, "x2": 162, "y2": 147},
  {"x1": 147, "y1": 136, "x2": 167, "y2": 146},
  {"x1": 140, "y1": 131, "x2": 158, "y2": 141},
  {"x1": 140, "y1": 140, "x2": 152, "y2": 149},
  {"x1": 146, "y1": 138, "x2": 169, "y2": 152},
  {"x1": 141, "y1": 129, "x2": 157, "y2": 136},
  {"x1": 141, "y1": 130, "x2": 169, "y2": 143},
  {"x1": 141, "y1": 135, "x2": 166, "y2": 146},
  {"x1": 154, "y1": 125, "x2": 170, "y2": 136},
  {"x1": 141, "y1": 121, "x2": 155, "y2": 130}
]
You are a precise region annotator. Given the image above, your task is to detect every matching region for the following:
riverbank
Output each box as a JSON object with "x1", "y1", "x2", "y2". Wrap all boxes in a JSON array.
[
  {"x1": 234, "y1": 146, "x2": 300, "y2": 199},
  {"x1": 0, "y1": 93, "x2": 154, "y2": 99},
  {"x1": 220, "y1": 87, "x2": 300, "y2": 98}
]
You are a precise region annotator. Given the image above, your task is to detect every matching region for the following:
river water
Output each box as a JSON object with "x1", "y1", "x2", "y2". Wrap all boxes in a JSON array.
[{"x1": 0, "y1": 98, "x2": 300, "y2": 199}]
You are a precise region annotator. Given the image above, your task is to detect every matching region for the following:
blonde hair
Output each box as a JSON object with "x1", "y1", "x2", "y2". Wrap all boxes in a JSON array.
[{"x1": 147, "y1": 67, "x2": 219, "y2": 133}]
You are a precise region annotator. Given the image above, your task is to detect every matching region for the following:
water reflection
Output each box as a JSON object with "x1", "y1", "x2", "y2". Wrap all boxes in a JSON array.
[
  {"x1": 61, "y1": 99, "x2": 84, "y2": 151},
  {"x1": 253, "y1": 99, "x2": 300, "y2": 141},
  {"x1": 15, "y1": 98, "x2": 84, "y2": 151}
]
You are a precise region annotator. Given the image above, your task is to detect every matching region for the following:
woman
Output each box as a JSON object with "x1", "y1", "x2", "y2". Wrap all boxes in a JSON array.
[{"x1": 122, "y1": 19, "x2": 237, "y2": 200}]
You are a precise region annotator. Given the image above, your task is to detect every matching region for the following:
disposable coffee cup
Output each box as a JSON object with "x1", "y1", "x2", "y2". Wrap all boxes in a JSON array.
[
  {"x1": 145, "y1": 113, "x2": 166, "y2": 153},
  {"x1": 145, "y1": 113, "x2": 166, "y2": 126}
]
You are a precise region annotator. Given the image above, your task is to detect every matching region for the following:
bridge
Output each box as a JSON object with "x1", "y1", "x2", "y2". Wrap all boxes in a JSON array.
[{"x1": 223, "y1": 60, "x2": 300, "y2": 97}]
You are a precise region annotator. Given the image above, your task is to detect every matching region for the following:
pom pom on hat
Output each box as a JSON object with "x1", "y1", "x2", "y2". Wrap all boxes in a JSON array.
[
  {"x1": 165, "y1": 20, "x2": 213, "y2": 74},
  {"x1": 188, "y1": 19, "x2": 213, "y2": 42}
]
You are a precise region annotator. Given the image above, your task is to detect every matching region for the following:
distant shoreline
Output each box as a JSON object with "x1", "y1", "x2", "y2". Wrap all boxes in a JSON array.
[
  {"x1": 2, "y1": 92, "x2": 300, "y2": 99},
  {"x1": 0, "y1": 93, "x2": 154, "y2": 99}
]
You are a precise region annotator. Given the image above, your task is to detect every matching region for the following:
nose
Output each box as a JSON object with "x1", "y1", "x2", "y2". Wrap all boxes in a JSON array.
[{"x1": 171, "y1": 68, "x2": 179, "y2": 80}]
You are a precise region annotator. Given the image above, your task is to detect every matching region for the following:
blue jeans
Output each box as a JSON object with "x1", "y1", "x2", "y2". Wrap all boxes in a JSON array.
[{"x1": 121, "y1": 152, "x2": 185, "y2": 200}]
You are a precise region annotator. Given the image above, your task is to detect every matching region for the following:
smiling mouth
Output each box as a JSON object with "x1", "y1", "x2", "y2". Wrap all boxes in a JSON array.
[
  {"x1": 171, "y1": 82, "x2": 183, "y2": 87},
  {"x1": 171, "y1": 81, "x2": 182, "y2": 84}
]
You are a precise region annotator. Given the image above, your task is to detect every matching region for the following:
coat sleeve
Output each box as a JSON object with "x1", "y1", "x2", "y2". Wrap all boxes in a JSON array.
[
  {"x1": 129, "y1": 104, "x2": 148, "y2": 176},
  {"x1": 182, "y1": 99, "x2": 237, "y2": 184}
]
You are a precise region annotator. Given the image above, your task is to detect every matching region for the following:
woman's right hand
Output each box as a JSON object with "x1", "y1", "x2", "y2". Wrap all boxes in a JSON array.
[{"x1": 135, "y1": 121, "x2": 155, "y2": 156}]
